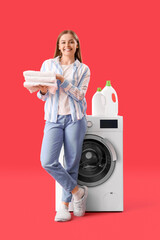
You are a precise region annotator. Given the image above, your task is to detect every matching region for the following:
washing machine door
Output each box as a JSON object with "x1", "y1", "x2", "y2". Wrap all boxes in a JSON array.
[{"x1": 78, "y1": 134, "x2": 117, "y2": 187}]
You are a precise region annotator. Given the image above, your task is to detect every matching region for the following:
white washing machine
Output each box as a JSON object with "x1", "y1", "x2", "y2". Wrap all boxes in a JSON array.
[{"x1": 56, "y1": 115, "x2": 123, "y2": 211}]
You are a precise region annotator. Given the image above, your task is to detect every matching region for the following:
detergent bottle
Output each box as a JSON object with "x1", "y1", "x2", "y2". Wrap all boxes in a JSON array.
[
  {"x1": 101, "y1": 81, "x2": 118, "y2": 117},
  {"x1": 92, "y1": 88, "x2": 106, "y2": 116}
]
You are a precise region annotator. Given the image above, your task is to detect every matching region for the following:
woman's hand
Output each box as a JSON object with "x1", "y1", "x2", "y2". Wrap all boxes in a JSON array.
[
  {"x1": 56, "y1": 74, "x2": 64, "y2": 83},
  {"x1": 39, "y1": 85, "x2": 48, "y2": 95}
]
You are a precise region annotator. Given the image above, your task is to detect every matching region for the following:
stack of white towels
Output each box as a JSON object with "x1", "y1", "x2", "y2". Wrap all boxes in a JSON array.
[{"x1": 23, "y1": 70, "x2": 58, "y2": 94}]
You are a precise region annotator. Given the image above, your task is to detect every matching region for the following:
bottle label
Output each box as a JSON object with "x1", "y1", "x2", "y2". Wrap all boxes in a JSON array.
[{"x1": 112, "y1": 93, "x2": 116, "y2": 102}]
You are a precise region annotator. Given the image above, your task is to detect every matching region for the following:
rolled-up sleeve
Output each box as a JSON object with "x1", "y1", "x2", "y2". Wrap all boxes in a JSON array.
[
  {"x1": 60, "y1": 66, "x2": 90, "y2": 102},
  {"x1": 37, "y1": 90, "x2": 49, "y2": 101}
]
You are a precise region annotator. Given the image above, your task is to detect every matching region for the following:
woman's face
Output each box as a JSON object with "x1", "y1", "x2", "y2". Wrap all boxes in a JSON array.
[{"x1": 59, "y1": 33, "x2": 78, "y2": 58}]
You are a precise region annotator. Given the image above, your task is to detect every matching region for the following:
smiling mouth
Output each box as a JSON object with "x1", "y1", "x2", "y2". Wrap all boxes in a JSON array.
[{"x1": 64, "y1": 49, "x2": 72, "y2": 51}]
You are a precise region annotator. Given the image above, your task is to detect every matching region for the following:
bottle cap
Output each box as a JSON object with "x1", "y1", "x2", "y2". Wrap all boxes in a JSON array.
[
  {"x1": 106, "y1": 81, "x2": 111, "y2": 86},
  {"x1": 97, "y1": 88, "x2": 101, "y2": 92}
]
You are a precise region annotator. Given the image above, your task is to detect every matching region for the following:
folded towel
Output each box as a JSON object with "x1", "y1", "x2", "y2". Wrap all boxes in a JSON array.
[
  {"x1": 25, "y1": 76, "x2": 56, "y2": 83},
  {"x1": 23, "y1": 70, "x2": 55, "y2": 78},
  {"x1": 23, "y1": 70, "x2": 58, "y2": 94},
  {"x1": 23, "y1": 82, "x2": 58, "y2": 94}
]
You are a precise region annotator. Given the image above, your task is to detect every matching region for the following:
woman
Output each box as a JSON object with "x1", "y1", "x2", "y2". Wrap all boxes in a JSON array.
[{"x1": 37, "y1": 30, "x2": 90, "y2": 222}]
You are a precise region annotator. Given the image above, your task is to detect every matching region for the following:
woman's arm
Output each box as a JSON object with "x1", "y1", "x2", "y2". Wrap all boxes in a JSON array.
[
  {"x1": 57, "y1": 67, "x2": 90, "y2": 102},
  {"x1": 37, "y1": 61, "x2": 49, "y2": 101},
  {"x1": 37, "y1": 89, "x2": 49, "y2": 101}
]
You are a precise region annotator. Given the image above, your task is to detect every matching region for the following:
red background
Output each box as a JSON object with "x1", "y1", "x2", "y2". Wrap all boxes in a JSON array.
[{"x1": 1, "y1": 0, "x2": 160, "y2": 239}]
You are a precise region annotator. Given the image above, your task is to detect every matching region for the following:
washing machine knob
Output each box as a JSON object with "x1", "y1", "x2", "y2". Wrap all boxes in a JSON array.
[{"x1": 87, "y1": 121, "x2": 93, "y2": 128}]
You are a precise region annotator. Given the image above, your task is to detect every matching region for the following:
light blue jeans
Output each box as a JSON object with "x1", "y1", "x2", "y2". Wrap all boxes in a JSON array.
[{"x1": 40, "y1": 114, "x2": 87, "y2": 202}]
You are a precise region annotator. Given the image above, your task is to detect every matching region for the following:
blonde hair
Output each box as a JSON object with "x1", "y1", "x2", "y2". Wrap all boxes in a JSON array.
[{"x1": 53, "y1": 30, "x2": 82, "y2": 62}]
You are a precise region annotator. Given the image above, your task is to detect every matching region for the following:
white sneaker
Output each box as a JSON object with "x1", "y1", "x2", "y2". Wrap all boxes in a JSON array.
[
  {"x1": 54, "y1": 209, "x2": 71, "y2": 222},
  {"x1": 73, "y1": 186, "x2": 88, "y2": 217}
]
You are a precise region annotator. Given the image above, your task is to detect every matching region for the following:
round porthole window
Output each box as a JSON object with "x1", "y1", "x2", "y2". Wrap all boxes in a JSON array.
[{"x1": 78, "y1": 135, "x2": 117, "y2": 187}]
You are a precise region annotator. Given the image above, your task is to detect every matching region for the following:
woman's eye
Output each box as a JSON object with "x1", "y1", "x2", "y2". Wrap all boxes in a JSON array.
[{"x1": 60, "y1": 41, "x2": 74, "y2": 45}]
